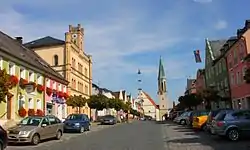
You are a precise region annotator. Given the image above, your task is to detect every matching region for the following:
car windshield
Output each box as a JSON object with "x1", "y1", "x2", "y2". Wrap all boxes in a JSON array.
[
  {"x1": 20, "y1": 117, "x2": 43, "y2": 126},
  {"x1": 67, "y1": 114, "x2": 82, "y2": 120},
  {"x1": 104, "y1": 115, "x2": 115, "y2": 119}
]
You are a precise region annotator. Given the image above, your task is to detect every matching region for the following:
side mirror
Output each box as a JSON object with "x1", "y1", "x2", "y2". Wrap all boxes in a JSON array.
[{"x1": 41, "y1": 124, "x2": 47, "y2": 127}]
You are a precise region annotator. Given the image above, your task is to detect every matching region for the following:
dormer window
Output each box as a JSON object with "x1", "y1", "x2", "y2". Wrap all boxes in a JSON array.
[{"x1": 53, "y1": 55, "x2": 58, "y2": 66}]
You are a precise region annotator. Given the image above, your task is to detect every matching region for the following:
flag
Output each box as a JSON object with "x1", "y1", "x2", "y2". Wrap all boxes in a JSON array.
[{"x1": 194, "y1": 50, "x2": 202, "y2": 63}]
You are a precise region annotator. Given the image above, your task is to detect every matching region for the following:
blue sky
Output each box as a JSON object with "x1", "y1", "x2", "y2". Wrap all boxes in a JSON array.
[{"x1": 1, "y1": 0, "x2": 250, "y2": 107}]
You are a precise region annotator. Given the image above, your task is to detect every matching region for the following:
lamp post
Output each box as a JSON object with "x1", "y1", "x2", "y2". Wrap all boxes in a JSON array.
[{"x1": 137, "y1": 69, "x2": 144, "y2": 117}]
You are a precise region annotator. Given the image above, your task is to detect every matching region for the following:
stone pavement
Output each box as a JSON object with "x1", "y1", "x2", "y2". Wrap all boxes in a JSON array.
[{"x1": 162, "y1": 121, "x2": 250, "y2": 150}]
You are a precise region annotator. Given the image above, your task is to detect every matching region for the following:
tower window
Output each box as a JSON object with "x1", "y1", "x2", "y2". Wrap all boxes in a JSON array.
[{"x1": 53, "y1": 55, "x2": 58, "y2": 66}]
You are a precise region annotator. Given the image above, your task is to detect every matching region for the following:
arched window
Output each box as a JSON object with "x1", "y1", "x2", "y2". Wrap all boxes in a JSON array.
[{"x1": 53, "y1": 55, "x2": 58, "y2": 66}]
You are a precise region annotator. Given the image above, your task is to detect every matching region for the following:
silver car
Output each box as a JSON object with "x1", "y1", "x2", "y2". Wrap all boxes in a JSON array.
[{"x1": 8, "y1": 115, "x2": 63, "y2": 145}]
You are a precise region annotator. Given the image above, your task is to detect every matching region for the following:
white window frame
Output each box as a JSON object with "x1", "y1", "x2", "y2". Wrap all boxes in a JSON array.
[
  {"x1": 28, "y1": 71, "x2": 34, "y2": 82},
  {"x1": 63, "y1": 86, "x2": 67, "y2": 92},
  {"x1": 52, "y1": 81, "x2": 56, "y2": 89},
  {"x1": 58, "y1": 84, "x2": 62, "y2": 91},
  {"x1": 18, "y1": 95, "x2": 25, "y2": 109},
  {"x1": 28, "y1": 98, "x2": 34, "y2": 109},
  {"x1": 37, "y1": 74, "x2": 42, "y2": 85},
  {"x1": 0, "y1": 57, "x2": 3, "y2": 70},
  {"x1": 8, "y1": 62, "x2": 15, "y2": 75},
  {"x1": 36, "y1": 99, "x2": 42, "y2": 110},
  {"x1": 46, "y1": 79, "x2": 50, "y2": 87},
  {"x1": 20, "y1": 67, "x2": 26, "y2": 79}
]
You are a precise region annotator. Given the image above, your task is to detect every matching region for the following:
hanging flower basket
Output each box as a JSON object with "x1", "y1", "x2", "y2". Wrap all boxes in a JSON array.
[
  {"x1": 64, "y1": 93, "x2": 69, "y2": 99},
  {"x1": 18, "y1": 107, "x2": 27, "y2": 117},
  {"x1": 46, "y1": 87, "x2": 52, "y2": 96},
  {"x1": 37, "y1": 84, "x2": 45, "y2": 93},
  {"x1": 28, "y1": 109, "x2": 35, "y2": 116},
  {"x1": 58, "y1": 91, "x2": 64, "y2": 98},
  {"x1": 19, "y1": 78, "x2": 28, "y2": 89},
  {"x1": 9, "y1": 75, "x2": 19, "y2": 86},
  {"x1": 36, "y1": 109, "x2": 44, "y2": 116}
]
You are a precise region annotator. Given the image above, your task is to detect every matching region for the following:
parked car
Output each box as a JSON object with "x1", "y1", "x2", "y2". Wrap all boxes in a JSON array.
[
  {"x1": 8, "y1": 115, "x2": 63, "y2": 145},
  {"x1": 0, "y1": 125, "x2": 7, "y2": 150},
  {"x1": 192, "y1": 110, "x2": 210, "y2": 130},
  {"x1": 100, "y1": 115, "x2": 117, "y2": 125},
  {"x1": 64, "y1": 114, "x2": 91, "y2": 133},
  {"x1": 176, "y1": 111, "x2": 193, "y2": 125},
  {"x1": 170, "y1": 111, "x2": 184, "y2": 120},
  {"x1": 210, "y1": 109, "x2": 250, "y2": 141},
  {"x1": 206, "y1": 108, "x2": 232, "y2": 133}
]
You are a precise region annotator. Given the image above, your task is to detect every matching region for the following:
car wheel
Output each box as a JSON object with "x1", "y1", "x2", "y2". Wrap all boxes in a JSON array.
[
  {"x1": 55, "y1": 130, "x2": 62, "y2": 140},
  {"x1": 180, "y1": 119, "x2": 186, "y2": 125},
  {"x1": 31, "y1": 134, "x2": 40, "y2": 145},
  {"x1": 80, "y1": 127, "x2": 85, "y2": 133},
  {"x1": 87, "y1": 125, "x2": 90, "y2": 131},
  {"x1": 227, "y1": 128, "x2": 239, "y2": 141}
]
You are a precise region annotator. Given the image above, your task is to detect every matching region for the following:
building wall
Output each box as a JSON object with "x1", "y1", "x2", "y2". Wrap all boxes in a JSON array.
[
  {"x1": 226, "y1": 30, "x2": 250, "y2": 109},
  {"x1": 195, "y1": 72, "x2": 205, "y2": 94},
  {"x1": 0, "y1": 56, "x2": 44, "y2": 121}
]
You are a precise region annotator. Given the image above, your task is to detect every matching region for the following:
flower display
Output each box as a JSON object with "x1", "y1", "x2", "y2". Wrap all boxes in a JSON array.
[
  {"x1": 18, "y1": 107, "x2": 27, "y2": 117},
  {"x1": 46, "y1": 87, "x2": 52, "y2": 96},
  {"x1": 36, "y1": 109, "x2": 44, "y2": 116},
  {"x1": 64, "y1": 93, "x2": 69, "y2": 99},
  {"x1": 58, "y1": 91, "x2": 64, "y2": 98},
  {"x1": 28, "y1": 109, "x2": 35, "y2": 116},
  {"x1": 9, "y1": 75, "x2": 19, "y2": 86},
  {"x1": 19, "y1": 78, "x2": 28, "y2": 88},
  {"x1": 37, "y1": 84, "x2": 45, "y2": 93}
]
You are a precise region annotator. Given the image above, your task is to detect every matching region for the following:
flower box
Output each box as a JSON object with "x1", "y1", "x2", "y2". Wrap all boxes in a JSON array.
[
  {"x1": 28, "y1": 109, "x2": 35, "y2": 116},
  {"x1": 37, "y1": 84, "x2": 45, "y2": 93},
  {"x1": 58, "y1": 91, "x2": 64, "y2": 98},
  {"x1": 9, "y1": 75, "x2": 19, "y2": 86},
  {"x1": 46, "y1": 87, "x2": 52, "y2": 96},
  {"x1": 64, "y1": 93, "x2": 69, "y2": 99},
  {"x1": 18, "y1": 107, "x2": 27, "y2": 117},
  {"x1": 36, "y1": 109, "x2": 44, "y2": 116}
]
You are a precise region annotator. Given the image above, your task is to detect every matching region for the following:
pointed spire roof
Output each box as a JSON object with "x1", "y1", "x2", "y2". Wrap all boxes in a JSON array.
[{"x1": 158, "y1": 56, "x2": 166, "y2": 79}]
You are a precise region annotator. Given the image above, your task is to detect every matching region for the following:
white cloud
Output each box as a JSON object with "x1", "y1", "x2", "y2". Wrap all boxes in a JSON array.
[
  {"x1": 193, "y1": 0, "x2": 213, "y2": 3},
  {"x1": 214, "y1": 20, "x2": 228, "y2": 30}
]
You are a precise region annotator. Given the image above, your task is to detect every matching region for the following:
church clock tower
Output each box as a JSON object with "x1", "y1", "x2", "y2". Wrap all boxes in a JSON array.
[{"x1": 157, "y1": 56, "x2": 168, "y2": 121}]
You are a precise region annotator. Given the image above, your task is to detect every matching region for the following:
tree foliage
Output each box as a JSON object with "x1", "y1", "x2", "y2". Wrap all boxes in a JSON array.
[
  {"x1": 177, "y1": 93, "x2": 203, "y2": 110},
  {"x1": 0, "y1": 69, "x2": 13, "y2": 103},
  {"x1": 66, "y1": 95, "x2": 87, "y2": 113},
  {"x1": 87, "y1": 94, "x2": 109, "y2": 110}
]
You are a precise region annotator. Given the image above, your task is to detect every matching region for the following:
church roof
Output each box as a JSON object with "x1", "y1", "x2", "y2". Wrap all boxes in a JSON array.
[
  {"x1": 158, "y1": 56, "x2": 166, "y2": 79},
  {"x1": 24, "y1": 36, "x2": 65, "y2": 49},
  {"x1": 142, "y1": 91, "x2": 158, "y2": 109}
]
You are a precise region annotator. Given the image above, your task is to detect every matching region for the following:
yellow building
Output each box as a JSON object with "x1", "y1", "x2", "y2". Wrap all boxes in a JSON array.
[{"x1": 25, "y1": 24, "x2": 92, "y2": 117}]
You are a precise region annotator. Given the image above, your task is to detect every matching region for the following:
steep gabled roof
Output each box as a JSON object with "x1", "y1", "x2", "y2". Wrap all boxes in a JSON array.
[
  {"x1": 0, "y1": 31, "x2": 68, "y2": 85},
  {"x1": 142, "y1": 91, "x2": 158, "y2": 109},
  {"x1": 24, "y1": 36, "x2": 65, "y2": 49}
]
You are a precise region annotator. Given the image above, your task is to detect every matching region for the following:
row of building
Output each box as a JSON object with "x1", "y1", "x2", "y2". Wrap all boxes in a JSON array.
[{"x1": 185, "y1": 19, "x2": 250, "y2": 110}]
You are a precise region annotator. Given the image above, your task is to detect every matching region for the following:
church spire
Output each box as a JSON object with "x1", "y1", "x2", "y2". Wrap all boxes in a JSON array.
[{"x1": 158, "y1": 56, "x2": 166, "y2": 80}]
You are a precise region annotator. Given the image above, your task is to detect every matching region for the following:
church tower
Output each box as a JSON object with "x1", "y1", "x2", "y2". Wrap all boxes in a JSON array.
[{"x1": 157, "y1": 56, "x2": 168, "y2": 121}]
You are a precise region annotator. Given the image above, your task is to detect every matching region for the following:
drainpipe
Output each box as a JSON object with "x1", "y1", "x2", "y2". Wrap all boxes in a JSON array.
[{"x1": 43, "y1": 76, "x2": 46, "y2": 114}]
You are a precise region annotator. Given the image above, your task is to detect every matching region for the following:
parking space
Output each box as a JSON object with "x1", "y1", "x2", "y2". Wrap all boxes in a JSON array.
[{"x1": 163, "y1": 122, "x2": 250, "y2": 150}]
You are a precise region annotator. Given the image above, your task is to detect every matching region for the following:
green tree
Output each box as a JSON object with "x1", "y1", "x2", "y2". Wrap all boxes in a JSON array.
[
  {"x1": 66, "y1": 95, "x2": 87, "y2": 113},
  {"x1": 87, "y1": 94, "x2": 107, "y2": 110},
  {"x1": 0, "y1": 69, "x2": 13, "y2": 103},
  {"x1": 122, "y1": 101, "x2": 132, "y2": 113},
  {"x1": 111, "y1": 98, "x2": 123, "y2": 111},
  {"x1": 200, "y1": 88, "x2": 221, "y2": 109},
  {"x1": 177, "y1": 94, "x2": 202, "y2": 110}
]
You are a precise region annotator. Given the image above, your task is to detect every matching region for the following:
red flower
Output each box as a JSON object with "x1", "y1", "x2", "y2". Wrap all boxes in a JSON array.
[
  {"x1": 18, "y1": 107, "x2": 27, "y2": 117},
  {"x1": 9, "y1": 75, "x2": 19, "y2": 86},
  {"x1": 28, "y1": 109, "x2": 35, "y2": 116},
  {"x1": 36, "y1": 109, "x2": 44, "y2": 116},
  {"x1": 64, "y1": 93, "x2": 69, "y2": 99},
  {"x1": 46, "y1": 87, "x2": 52, "y2": 96},
  {"x1": 58, "y1": 91, "x2": 64, "y2": 98},
  {"x1": 19, "y1": 78, "x2": 28, "y2": 88},
  {"x1": 37, "y1": 84, "x2": 45, "y2": 93}
]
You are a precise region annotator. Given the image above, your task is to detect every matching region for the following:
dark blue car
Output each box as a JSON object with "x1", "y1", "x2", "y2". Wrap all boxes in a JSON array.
[{"x1": 63, "y1": 114, "x2": 91, "y2": 133}]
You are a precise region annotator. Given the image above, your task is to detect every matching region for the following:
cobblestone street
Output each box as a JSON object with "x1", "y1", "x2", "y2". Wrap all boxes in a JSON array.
[{"x1": 163, "y1": 122, "x2": 250, "y2": 150}]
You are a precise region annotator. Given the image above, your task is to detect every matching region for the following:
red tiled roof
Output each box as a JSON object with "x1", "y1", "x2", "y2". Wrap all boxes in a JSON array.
[{"x1": 142, "y1": 91, "x2": 158, "y2": 109}]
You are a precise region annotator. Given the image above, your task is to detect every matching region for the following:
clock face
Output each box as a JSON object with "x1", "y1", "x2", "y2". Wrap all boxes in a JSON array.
[{"x1": 72, "y1": 34, "x2": 77, "y2": 39}]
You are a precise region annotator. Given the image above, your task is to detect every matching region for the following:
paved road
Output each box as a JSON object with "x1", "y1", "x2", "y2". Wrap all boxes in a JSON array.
[
  {"x1": 163, "y1": 122, "x2": 250, "y2": 150},
  {"x1": 7, "y1": 121, "x2": 166, "y2": 150}
]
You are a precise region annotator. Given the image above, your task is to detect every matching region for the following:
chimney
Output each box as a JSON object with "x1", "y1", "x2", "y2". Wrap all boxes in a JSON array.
[{"x1": 15, "y1": 37, "x2": 23, "y2": 44}]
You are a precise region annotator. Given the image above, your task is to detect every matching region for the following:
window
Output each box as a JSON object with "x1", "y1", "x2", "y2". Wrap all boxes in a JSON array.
[
  {"x1": 58, "y1": 84, "x2": 62, "y2": 91},
  {"x1": 52, "y1": 81, "x2": 56, "y2": 89},
  {"x1": 85, "y1": 85, "x2": 88, "y2": 94},
  {"x1": 231, "y1": 73, "x2": 235, "y2": 85},
  {"x1": 53, "y1": 55, "x2": 59, "y2": 66},
  {"x1": 242, "y1": 66, "x2": 247, "y2": 81},
  {"x1": 37, "y1": 74, "x2": 42, "y2": 84},
  {"x1": 228, "y1": 54, "x2": 233, "y2": 69},
  {"x1": 20, "y1": 67, "x2": 26, "y2": 79},
  {"x1": 233, "y1": 49, "x2": 238, "y2": 65},
  {"x1": 85, "y1": 68, "x2": 88, "y2": 76},
  {"x1": 78, "y1": 63, "x2": 83, "y2": 73},
  {"x1": 29, "y1": 71, "x2": 34, "y2": 82},
  {"x1": 71, "y1": 58, "x2": 76, "y2": 68},
  {"x1": 36, "y1": 99, "x2": 42, "y2": 109},
  {"x1": 28, "y1": 98, "x2": 34, "y2": 109},
  {"x1": 237, "y1": 71, "x2": 241, "y2": 84},
  {"x1": 63, "y1": 86, "x2": 67, "y2": 92},
  {"x1": 239, "y1": 44, "x2": 245, "y2": 60},
  {"x1": 224, "y1": 78, "x2": 228, "y2": 88},
  {"x1": 8, "y1": 62, "x2": 15, "y2": 75},
  {"x1": 18, "y1": 95, "x2": 25, "y2": 109},
  {"x1": 46, "y1": 79, "x2": 50, "y2": 87},
  {"x1": 0, "y1": 57, "x2": 2, "y2": 70}
]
